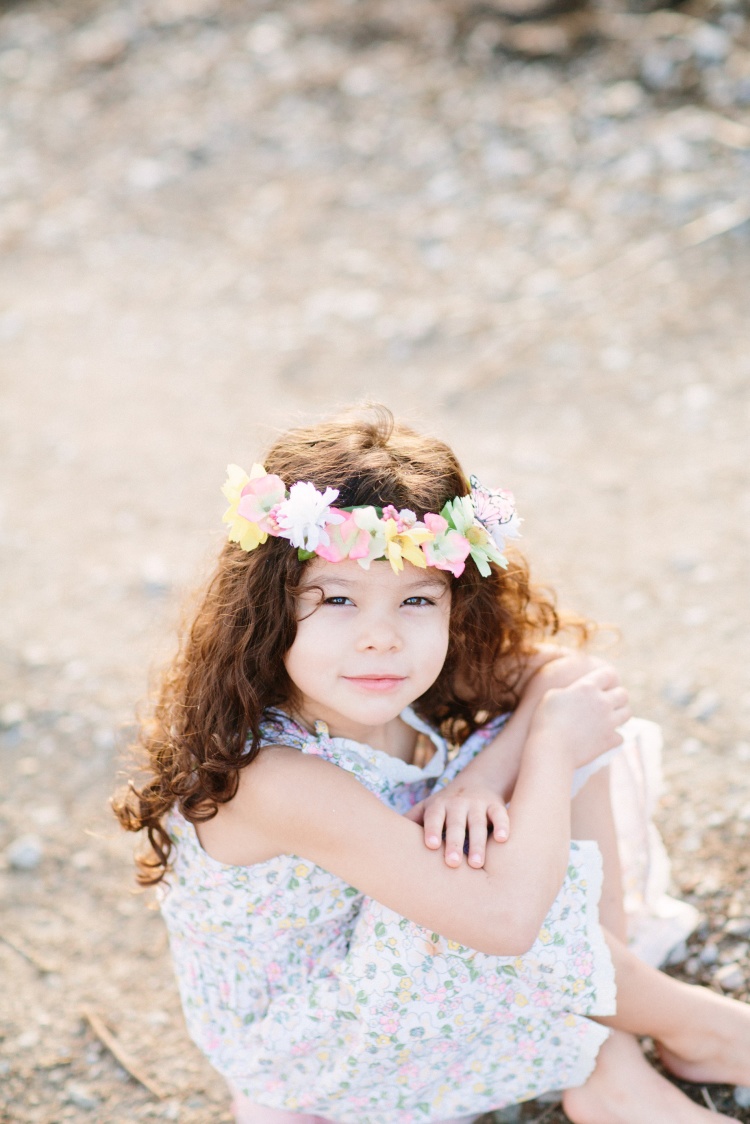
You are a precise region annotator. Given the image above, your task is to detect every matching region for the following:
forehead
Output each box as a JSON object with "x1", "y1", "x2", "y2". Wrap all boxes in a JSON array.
[{"x1": 301, "y1": 557, "x2": 450, "y2": 594}]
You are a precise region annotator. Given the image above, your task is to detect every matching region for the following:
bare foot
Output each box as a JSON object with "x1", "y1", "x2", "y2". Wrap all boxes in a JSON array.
[
  {"x1": 656, "y1": 984, "x2": 750, "y2": 1086},
  {"x1": 562, "y1": 1030, "x2": 734, "y2": 1124}
]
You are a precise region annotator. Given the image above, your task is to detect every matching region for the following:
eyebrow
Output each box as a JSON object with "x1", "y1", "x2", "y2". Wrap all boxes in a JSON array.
[{"x1": 301, "y1": 574, "x2": 448, "y2": 592}]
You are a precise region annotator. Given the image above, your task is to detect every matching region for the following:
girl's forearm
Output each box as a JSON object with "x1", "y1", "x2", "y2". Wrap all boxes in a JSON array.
[{"x1": 481, "y1": 737, "x2": 574, "y2": 948}]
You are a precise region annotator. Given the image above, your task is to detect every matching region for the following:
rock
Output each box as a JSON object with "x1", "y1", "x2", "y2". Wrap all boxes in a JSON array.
[
  {"x1": 724, "y1": 919, "x2": 750, "y2": 938},
  {"x1": 65, "y1": 1082, "x2": 99, "y2": 1110},
  {"x1": 494, "y1": 15, "x2": 591, "y2": 57},
  {"x1": 598, "y1": 81, "x2": 645, "y2": 119},
  {"x1": 680, "y1": 737, "x2": 703, "y2": 756},
  {"x1": 719, "y1": 942, "x2": 749, "y2": 965},
  {"x1": 5, "y1": 834, "x2": 44, "y2": 871},
  {"x1": 734, "y1": 1087, "x2": 750, "y2": 1109},
  {"x1": 662, "y1": 678, "x2": 694, "y2": 707},
  {"x1": 699, "y1": 942, "x2": 718, "y2": 966},
  {"x1": 687, "y1": 688, "x2": 720, "y2": 722},
  {"x1": 690, "y1": 23, "x2": 731, "y2": 65},
  {"x1": 666, "y1": 939, "x2": 688, "y2": 966},
  {"x1": 0, "y1": 701, "x2": 26, "y2": 728},
  {"x1": 714, "y1": 963, "x2": 745, "y2": 991},
  {"x1": 483, "y1": 0, "x2": 585, "y2": 18}
]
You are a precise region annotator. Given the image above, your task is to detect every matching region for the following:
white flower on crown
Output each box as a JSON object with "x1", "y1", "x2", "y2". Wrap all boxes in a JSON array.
[
  {"x1": 274, "y1": 481, "x2": 343, "y2": 552},
  {"x1": 469, "y1": 475, "x2": 522, "y2": 551}
]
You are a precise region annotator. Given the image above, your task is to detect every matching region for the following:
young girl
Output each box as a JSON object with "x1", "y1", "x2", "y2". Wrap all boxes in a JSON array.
[{"x1": 116, "y1": 406, "x2": 750, "y2": 1124}]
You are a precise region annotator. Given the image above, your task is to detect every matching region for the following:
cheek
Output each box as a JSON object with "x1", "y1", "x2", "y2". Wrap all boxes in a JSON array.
[
  {"x1": 283, "y1": 617, "x2": 325, "y2": 681},
  {"x1": 423, "y1": 613, "x2": 451, "y2": 677}
]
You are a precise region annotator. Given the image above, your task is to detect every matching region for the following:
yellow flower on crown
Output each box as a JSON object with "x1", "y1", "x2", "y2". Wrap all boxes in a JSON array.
[
  {"x1": 222, "y1": 463, "x2": 270, "y2": 552},
  {"x1": 380, "y1": 507, "x2": 433, "y2": 573}
]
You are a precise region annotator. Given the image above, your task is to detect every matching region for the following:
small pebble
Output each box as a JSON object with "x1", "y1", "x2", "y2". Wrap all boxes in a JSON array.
[
  {"x1": 699, "y1": 943, "x2": 719, "y2": 966},
  {"x1": 734, "y1": 1087, "x2": 750, "y2": 1109},
  {"x1": 719, "y1": 941, "x2": 749, "y2": 965},
  {"x1": 724, "y1": 918, "x2": 750, "y2": 938},
  {"x1": 5, "y1": 834, "x2": 44, "y2": 871},
  {"x1": 65, "y1": 1082, "x2": 99, "y2": 1110},
  {"x1": 680, "y1": 737, "x2": 703, "y2": 756},
  {"x1": 666, "y1": 939, "x2": 689, "y2": 966},
  {"x1": 662, "y1": 678, "x2": 695, "y2": 708},
  {"x1": 0, "y1": 701, "x2": 26, "y2": 728},
  {"x1": 690, "y1": 23, "x2": 731, "y2": 64},
  {"x1": 714, "y1": 963, "x2": 745, "y2": 991},
  {"x1": 687, "y1": 688, "x2": 720, "y2": 722}
]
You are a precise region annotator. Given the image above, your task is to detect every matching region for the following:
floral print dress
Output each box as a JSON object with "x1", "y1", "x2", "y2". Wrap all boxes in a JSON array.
[{"x1": 160, "y1": 709, "x2": 687, "y2": 1124}]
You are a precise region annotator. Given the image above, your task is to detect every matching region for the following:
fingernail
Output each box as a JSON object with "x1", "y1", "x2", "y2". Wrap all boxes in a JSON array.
[
  {"x1": 470, "y1": 853, "x2": 482, "y2": 865},
  {"x1": 427, "y1": 835, "x2": 439, "y2": 846},
  {"x1": 447, "y1": 852, "x2": 458, "y2": 864},
  {"x1": 497, "y1": 830, "x2": 508, "y2": 841}
]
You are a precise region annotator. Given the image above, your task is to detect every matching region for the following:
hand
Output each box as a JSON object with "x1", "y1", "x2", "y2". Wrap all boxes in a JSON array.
[
  {"x1": 530, "y1": 665, "x2": 631, "y2": 771},
  {"x1": 404, "y1": 782, "x2": 510, "y2": 869}
]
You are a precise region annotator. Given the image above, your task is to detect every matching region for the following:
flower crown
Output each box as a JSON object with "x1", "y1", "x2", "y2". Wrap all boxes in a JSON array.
[{"x1": 221, "y1": 465, "x2": 521, "y2": 578}]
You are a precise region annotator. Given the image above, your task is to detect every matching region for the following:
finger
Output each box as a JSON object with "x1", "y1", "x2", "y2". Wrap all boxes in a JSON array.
[
  {"x1": 466, "y1": 812, "x2": 489, "y2": 868},
  {"x1": 584, "y1": 665, "x2": 620, "y2": 690},
  {"x1": 422, "y1": 803, "x2": 447, "y2": 850},
  {"x1": 613, "y1": 704, "x2": 632, "y2": 727},
  {"x1": 404, "y1": 800, "x2": 425, "y2": 824},
  {"x1": 443, "y1": 807, "x2": 468, "y2": 867},
  {"x1": 488, "y1": 801, "x2": 510, "y2": 843}
]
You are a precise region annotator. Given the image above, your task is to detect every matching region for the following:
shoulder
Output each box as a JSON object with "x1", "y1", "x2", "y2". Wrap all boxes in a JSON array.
[{"x1": 197, "y1": 743, "x2": 388, "y2": 866}]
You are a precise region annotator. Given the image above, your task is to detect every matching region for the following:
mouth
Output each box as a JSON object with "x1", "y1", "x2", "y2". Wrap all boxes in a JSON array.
[{"x1": 342, "y1": 676, "x2": 406, "y2": 692}]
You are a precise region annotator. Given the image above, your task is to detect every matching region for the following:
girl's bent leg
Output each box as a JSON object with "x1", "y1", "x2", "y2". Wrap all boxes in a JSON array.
[
  {"x1": 571, "y1": 765, "x2": 627, "y2": 942},
  {"x1": 228, "y1": 1084, "x2": 337, "y2": 1124},
  {"x1": 601, "y1": 930, "x2": 750, "y2": 1087},
  {"x1": 562, "y1": 1029, "x2": 734, "y2": 1124}
]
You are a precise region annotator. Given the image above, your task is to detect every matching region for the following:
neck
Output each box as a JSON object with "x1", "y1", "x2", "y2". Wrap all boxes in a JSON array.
[{"x1": 289, "y1": 706, "x2": 418, "y2": 759}]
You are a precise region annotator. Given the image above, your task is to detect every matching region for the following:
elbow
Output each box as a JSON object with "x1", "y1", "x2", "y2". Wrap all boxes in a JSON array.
[{"x1": 475, "y1": 913, "x2": 543, "y2": 958}]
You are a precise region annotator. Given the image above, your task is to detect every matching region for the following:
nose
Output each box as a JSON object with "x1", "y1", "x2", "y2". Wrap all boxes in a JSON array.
[{"x1": 355, "y1": 611, "x2": 402, "y2": 653}]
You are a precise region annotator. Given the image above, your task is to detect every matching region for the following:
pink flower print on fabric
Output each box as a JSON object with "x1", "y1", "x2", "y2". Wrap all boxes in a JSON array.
[{"x1": 421, "y1": 513, "x2": 471, "y2": 577}]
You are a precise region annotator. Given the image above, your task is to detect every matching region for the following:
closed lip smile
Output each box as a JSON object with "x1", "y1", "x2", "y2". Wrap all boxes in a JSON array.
[{"x1": 342, "y1": 675, "x2": 406, "y2": 691}]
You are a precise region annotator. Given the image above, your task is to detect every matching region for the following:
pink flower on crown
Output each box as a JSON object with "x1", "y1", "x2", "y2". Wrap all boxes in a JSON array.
[
  {"x1": 381, "y1": 505, "x2": 417, "y2": 533},
  {"x1": 315, "y1": 510, "x2": 371, "y2": 563},
  {"x1": 237, "y1": 472, "x2": 286, "y2": 533},
  {"x1": 420, "y1": 513, "x2": 471, "y2": 578},
  {"x1": 274, "y1": 481, "x2": 344, "y2": 552}
]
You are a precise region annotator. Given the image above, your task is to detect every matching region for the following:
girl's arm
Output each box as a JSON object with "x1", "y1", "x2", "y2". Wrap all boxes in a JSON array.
[
  {"x1": 407, "y1": 646, "x2": 616, "y2": 867},
  {"x1": 200, "y1": 668, "x2": 629, "y2": 957}
]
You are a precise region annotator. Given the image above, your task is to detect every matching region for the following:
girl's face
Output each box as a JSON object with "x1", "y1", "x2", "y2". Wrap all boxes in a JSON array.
[{"x1": 284, "y1": 558, "x2": 451, "y2": 748}]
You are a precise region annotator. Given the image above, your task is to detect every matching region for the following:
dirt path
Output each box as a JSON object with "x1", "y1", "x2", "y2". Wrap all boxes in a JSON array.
[{"x1": 1, "y1": 0, "x2": 750, "y2": 1120}]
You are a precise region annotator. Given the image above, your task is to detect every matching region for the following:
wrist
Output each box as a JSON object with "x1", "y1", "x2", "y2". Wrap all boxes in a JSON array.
[
  {"x1": 451, "y1": 756, "x2": 507, "y2": 794},
  {"x1": 522, "y1": 722, "x2": 577, "y2": 780}
]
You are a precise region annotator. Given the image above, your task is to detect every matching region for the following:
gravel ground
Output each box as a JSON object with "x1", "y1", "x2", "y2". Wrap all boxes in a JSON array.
[{"x1": 1, "y1": 0, "x2": 750, "y2": 1120}]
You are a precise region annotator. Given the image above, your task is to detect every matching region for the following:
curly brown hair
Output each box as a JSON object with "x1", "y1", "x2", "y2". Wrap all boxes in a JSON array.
[{"x1": 113, "y1": 405, "x2": 587, "y2": 884}]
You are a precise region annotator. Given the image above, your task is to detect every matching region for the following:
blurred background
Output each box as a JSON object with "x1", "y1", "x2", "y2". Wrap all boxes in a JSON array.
[{"x1": 1, "y1": 0, "x2": 749, "y2": 1119}]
